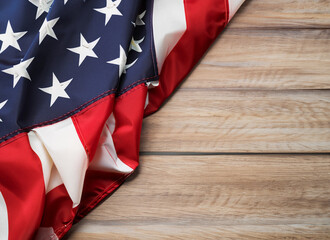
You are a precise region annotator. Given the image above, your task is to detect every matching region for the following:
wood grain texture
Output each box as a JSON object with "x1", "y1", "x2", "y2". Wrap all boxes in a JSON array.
[
  {"x1": 230, "y1": 0, "x2": 330, "y2": 29},
  {"x1": 184, "y1": 29, "x2": 330, "y2": 90},
  {"x1": 140, "y1": 90, "x2": 330, "y2": 153},
  {"x1": 65, "y1": 155, "x2": 330, "y2": 239}
]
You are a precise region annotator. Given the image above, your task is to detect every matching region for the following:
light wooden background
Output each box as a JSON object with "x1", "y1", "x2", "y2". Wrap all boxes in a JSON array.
[{"x1": 65, "y1": 0, "x2": 330, "y2": 239}]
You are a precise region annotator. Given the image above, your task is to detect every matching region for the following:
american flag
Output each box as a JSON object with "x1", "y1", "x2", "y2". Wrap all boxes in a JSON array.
[{"x1": 0, "y1": 0, "x2": 244, "y2": 239}]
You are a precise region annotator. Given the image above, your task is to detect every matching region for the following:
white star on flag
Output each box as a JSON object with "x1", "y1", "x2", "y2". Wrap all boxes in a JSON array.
[
  {"x1": 135, "y1": 10, "x2": 146, "y2": 26},
  {"x1": 39, "y1": 73, "x2": 72, "y2": 107},
  {"x1": 0, "y1": 21, "x2": 27, "y2": 54},
  {"x1": 94, "y1": 0, "x2": 122, "y2": 26},
  {"x1": 28, "y1": 0, "x2": 54, "y2": 19},
  {"x1": 2, "y1": 58, "x2": 34, "y2": 88},
  {"x1": 107, "y1": 45, "x2": 127, "y2": 77},
  {"x1": 67, "y1": 34, "x2": 100, "y2": 66},
  {"x1": 107, "y1": 45, "x2": 138, "y2": 77},
  {"x1": 39, "y1": 17, "x2": 59, "y2": 44},
  {"x1": 129, "y1": 37, "x2": 144, "y2": 52},
  {"x1": 64, "y1": 0, "x2": 69, "y2": 4},
  {"x1": 0, "y1": 100, "x2": 8, "y2": 122}
]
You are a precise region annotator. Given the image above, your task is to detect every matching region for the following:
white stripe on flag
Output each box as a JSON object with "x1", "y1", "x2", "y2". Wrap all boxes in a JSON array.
[
  {"x1": 107, "y1": 113, "x2": 116, "y2": 134},
  {"x1": 152, "y1": 0, "x2": 187, "y2": 72},
  {"x1": 28, "y1": 131, "x2": 54, "y2": 192},
  {"x1": 0, "y1": 192, "x2": 9, "y2": 240},
  {"x1": 89, "y1": 114, "x2": 133, "y2": 173},
  {"x1": 228, "y1": 0, "x2": 245, "y2": 21},
  {"x1": 144, "y1": 91, "x2": 149, "y2": 109},
  {"x1": 28, "y1": 118, "x2": 88, "y2": 208},
  {"x1": 46, "y1": 164, "x2": 63, "y2": 194},
  {"x1": 28, "y1": 131, "x2": 64, "y2": 195}
]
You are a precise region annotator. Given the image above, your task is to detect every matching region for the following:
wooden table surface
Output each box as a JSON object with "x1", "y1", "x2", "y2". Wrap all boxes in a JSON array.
[{"x1": 65, "y1": 0, "x2": 330, "y2": 239}]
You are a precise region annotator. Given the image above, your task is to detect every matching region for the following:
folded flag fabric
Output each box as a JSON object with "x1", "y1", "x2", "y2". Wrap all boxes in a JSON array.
[{"x1": 0, "y1": 0, "x2": 244, "y2": 239}]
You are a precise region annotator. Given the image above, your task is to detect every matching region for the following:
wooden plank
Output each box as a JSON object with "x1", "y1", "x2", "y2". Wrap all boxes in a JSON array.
[
  {"x1": 65, "y1": 155, "x2": 330, "y2": 239},
  {"x1": 182, "y1": 28, "x2": 330, "y2": 90},
  {"x1": 140, "y1": 90, "x2": 330, "y2": 153},
  {"x1": 232, "y1": 0, "x2": 330, "y2": 29}
]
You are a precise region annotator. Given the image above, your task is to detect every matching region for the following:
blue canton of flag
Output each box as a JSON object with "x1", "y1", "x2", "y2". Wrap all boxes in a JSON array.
[{"x1": 0, "y1": 0, "x2": 158, "y2": 143}]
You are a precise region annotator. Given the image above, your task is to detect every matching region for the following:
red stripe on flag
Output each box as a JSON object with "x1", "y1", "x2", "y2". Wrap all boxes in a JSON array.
[
  {"x1": 0, "y1": 134, "x2": 45, "y2": 240},
  {"x1": 112, "y1": 84, "x2": 148, "y2": 170},
  {"x1": 39, "y1": 184, "x2": 76, "y2": 239},
  {"x1": 72, "y1": 94, "x2": 115, "y2": 162}
]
